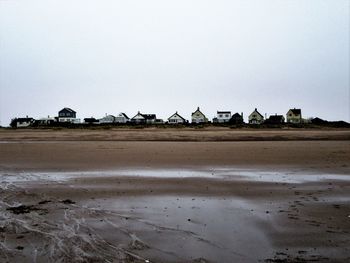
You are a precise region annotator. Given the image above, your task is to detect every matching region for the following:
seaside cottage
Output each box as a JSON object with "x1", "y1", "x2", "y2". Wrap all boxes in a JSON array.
[
  {"x1": 286, "y1": 108, "x2": 302, "y2": 124},
  {"x1": 37, "y1": 116, "x2": 56, "y2": 126},
  {"x1": 168, "y1": 112, "x2": 187, "y2": 124},
  {"x1": 10, "y1": 117, "x2": 35, "y2": 128},
  {"x1": 84, "y1": 117, "x2": 99, "y2": 124},
  {"x1": 215, "y1": 111, "x2": 231, "y2": 123},
  {"x1": 115, "y1": 113, "x2": 130, "y2": 123},
  {"x1": 143, "y1": 114, "x2": 157, "y2": 124},
  {"x1": 99, "y1": 115, "x2": 116, "y2": 124},
  {"x1": 248, "y1": 108, "x2": 264, "y2": 124},
  {"x1": 265, "y1": 114, "x2": 285, "y2": 124},
  {"x1": 230, "y1": 113, "x2": 244, "y2": 125},
  {"x1": 191, "y1": 107, "x2": 208, "y2": 124},
  {"x1": 131, "y1": 112, "x2": 157, "y2": 124},
  {"x1": 58, "y1": 108, "x2": 79, "y2": 123}
]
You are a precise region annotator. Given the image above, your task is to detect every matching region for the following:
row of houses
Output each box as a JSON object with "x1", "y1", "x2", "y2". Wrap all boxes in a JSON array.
[{"x1": 10, "y1": 107, "x2": 303, "y2": 128}]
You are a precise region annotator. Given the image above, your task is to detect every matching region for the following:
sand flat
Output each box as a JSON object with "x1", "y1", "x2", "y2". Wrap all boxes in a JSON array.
[{"x1": 0, "y1": 129, "x2": 349, "y2": 262}]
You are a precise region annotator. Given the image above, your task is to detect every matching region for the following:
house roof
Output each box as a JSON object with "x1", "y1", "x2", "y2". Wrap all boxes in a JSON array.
[
  {"x1": 16, "y1": 117, "x2": 34, "y2": 122},
  {"x1": 289, "y1": 108, "x2": 301, "y2": 115},
  {"x1": 101, "y1": 115, "x2": 116, "y2": 119},
  {"x1": 191, "y1": 107, "x2": 206, "y2": 117},
  {"x1": 217, "y1": 111, "x2": 231, "y2": 114},
  {"x1": 231, "y1": 113, "x2": 243, "y2": 118},
  {"x1": 168, "y1": 112, "x2": 186, "y2": 121},
  {"x1": 84, "y1": 118, "x2": 98, "y2": 122},
  {"x1": 59, "y1": 107, "x2": 76, "y2": 113},
  {"x1": 268, "y1": 115, "x2": 284, "y2": 121},
  {"x1": 131, "y1": 112, "x2": 156, "y2": 120},
  {"x1": 142, "y1": 114, "x2": 156, "y2": 120},
  {"x1": 119, "y1": 113, "x2": 129, "y2": 119},
  {"x1": 131, "y1": 112, "x2": 145, "y2": 120},
  {"x1": 251, "y1": 108, "x2": 263, "y2": 118}
]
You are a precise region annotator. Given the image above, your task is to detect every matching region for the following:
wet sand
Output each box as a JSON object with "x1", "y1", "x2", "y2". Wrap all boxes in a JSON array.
[{"x1": 0, "y1": 129, "x2": 350, "y2": 262}]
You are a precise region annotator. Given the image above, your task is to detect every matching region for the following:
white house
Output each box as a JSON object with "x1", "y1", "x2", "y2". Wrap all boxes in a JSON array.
[
  {"x1": 248, "y1": 108, "x2": 264, "y2": 124},
  {"x1": 38, "y1": 116, "x2": 56, "y2": 126},
  {"x1": 131, "y1": 112, "x2": 157, "y2": 124},
  {"x1": 191, "y1": 107, "x2": 208, "y2": 124},
  {"x1": 115, "y1": 113, "x2": 130, "y2": 123},
  {"x1": 286, "y1": 108, "x2": 302, "y2": 124},
  {"x1": 99, "y1": 115, "x2": 116, "y2": 124},
  {"x1": 168, "y1": 112, "x2": 187, "y2": 124},
  {"x1": 215, "y1": 111, "x2": 231, "y2": 123}
]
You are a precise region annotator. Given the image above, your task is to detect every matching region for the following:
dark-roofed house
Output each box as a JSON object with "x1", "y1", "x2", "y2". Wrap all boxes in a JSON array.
[
  {"x1": 168, "y1": 112, "x2": 187, "y2": 124},
  {"x1": 142, "y1": 114, "x2": 157, "y2": 124},
  {"x1": 58, "y1": 108, "x2": 77, "y2": 123},
  {"x1": 10, "y1": 117, "x2": 35, "y2": 128},
  {"x1": 265, "y1": 114, "x2": 285, "y2": 124},
  {"x1": 115, "y1": 113, "x2": 130, "y2": 123},
  {"x1": 286, "y1": 108, "x2": 302, "y2": 124},
  {"x1": 215, "y1": 111, "x2": 231, "y2": 123},
  {"x1": 229, "y1": 113, "x2": 244, "y2": 125},
  {"x1": 84, "y1": 117, "x2": 99, "y2": 124},
  {"x1": 248, "y1": 108, "x2": 264, "y2": 124},
  {"x1": 131, "y1": 112, "x2": 156, "y2": 124},
  {"x1": 191, "y1": 107, "x2": 208, "y2": 124}
]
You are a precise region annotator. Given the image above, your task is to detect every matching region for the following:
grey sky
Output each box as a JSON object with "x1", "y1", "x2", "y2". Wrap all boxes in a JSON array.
[{"x1": 0, "y1": 0, "x2": 349, "y2": 125}]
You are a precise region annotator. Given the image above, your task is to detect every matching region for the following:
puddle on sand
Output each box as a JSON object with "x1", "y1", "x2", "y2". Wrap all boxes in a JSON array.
[
  {"x1": 2, "y1": 167, "x2": 350, "y2": 184},
  {"x1": 85, "y1": 195, "x2": 271, "y2": 262},
  {"x1": 1, "y1": 167, "x2": 349, "y2": 262}
]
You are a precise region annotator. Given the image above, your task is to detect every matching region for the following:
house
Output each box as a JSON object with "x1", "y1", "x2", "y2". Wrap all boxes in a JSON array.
[
  {"x1": 265, "y1": 114, "x2": 285, "y2": 124},
  {"x1": 215, "y1": 111, "x2": 231, "y2": 123},
  {"x1": 143, "y1": 114, "x2": 157, "y2": 124},
  {"x1": 248, "y1": 108, "x2": 264, "y2": 124},
  {"x1": 84, "y1": 117, "x2": 99, "y2": 124},
  {"x1": 10, "y1": 117, "x2": 35, "y2": 128},
  {"x1": 37, "y1": 116, "x2": 56, "y2": 126},
  {"x1": 58, "y1": 108, "x2": 77, "y2": 123},
  {"x1": 131, "y1": 112, "x2": 157, "y2": 124},
  {"x1": 191, "y1": 107, "x2": 208, "y2": 124},
  {"x1": 229, "y1": 113, "x2": 244, "y2": 125},
  {"x1": 168, "y1": 112, "x2": 187, "y2": 124},
  {"x1": 286, "y1": 108, "x2": 302, "y2": 123},
  {"x1": 155, "y1": 119, "x2": 164, "y2": 124},
  {"x1": 115, "y1": 113, "x2": 130, "y2": 123},
  {"x1": 99, "y1": 115, "x2": 116, "y2": 124}
]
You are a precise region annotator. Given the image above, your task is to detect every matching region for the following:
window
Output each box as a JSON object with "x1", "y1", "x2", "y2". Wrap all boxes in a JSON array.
[{"x1": 225, "y1": 114, "x2": 229, "y2": 117}]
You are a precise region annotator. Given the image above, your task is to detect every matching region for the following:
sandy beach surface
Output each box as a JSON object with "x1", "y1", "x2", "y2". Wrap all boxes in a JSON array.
[{"x1": 0, "y1": 129, "x2": 349, "y2": 262}]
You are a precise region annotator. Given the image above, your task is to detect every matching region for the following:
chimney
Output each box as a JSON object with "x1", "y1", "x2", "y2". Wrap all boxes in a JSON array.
[{"x1": 197, "y1": 106, "x2": 200, "y2": 111}]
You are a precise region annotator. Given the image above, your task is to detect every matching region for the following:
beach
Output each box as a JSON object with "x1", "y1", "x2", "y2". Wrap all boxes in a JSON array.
[{"x1": 0, "y1": 128, "x2": 349, "y2": 262}]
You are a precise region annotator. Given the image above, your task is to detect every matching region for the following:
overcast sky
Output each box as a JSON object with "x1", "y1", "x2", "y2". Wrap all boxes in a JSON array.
[{"x1": 0, "y1": 0, "x2": 349, "y2": 125}]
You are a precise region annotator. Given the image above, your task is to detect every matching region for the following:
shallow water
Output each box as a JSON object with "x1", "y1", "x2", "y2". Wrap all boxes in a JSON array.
[
  {"x1": 1, "y1": 168, "x2": 349, "y2": 262},
  {"x1": 2, "y1": 167, "x2": 350, "y2": 184}
]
